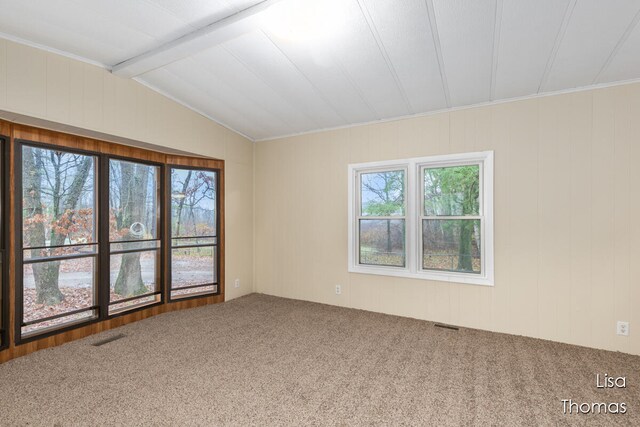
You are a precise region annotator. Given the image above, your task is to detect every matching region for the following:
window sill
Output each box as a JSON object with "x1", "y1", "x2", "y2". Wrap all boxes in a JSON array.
[{"x1": 348, "y1": 265, "x2": 494, "y2": 286}]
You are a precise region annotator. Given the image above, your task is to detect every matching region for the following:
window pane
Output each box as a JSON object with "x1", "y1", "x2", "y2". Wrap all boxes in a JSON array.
[
  {"x1": 171, "y1": 168, "x2": 216, "y2": 238},
  {"x1": 423, "y1": 165, "x2": 479, "y2": 216},
  {"x1": 22, "y1": 310, "x2": 94, "y2": 336},
  {"x1": 171, "y1": 246, "x2": 216, "y2": 288},
  {"x1": 171, "y1": 285, "x2": 216, "y2": 299},
  {"x1": 109, "y1": 295, "x2": 158, "y2": 315},
  {"x1": 360, "y1": 170, "x2": 404, "y2": 216},
  {"x1": 359, "y1": 219, "x2": 405, "y2": 267},
  {"x1": 110, "y1": 250, "x2": 159, "y2": 303},
  {"x1": 422, "y1": 219, "x2": 481, "y2": 274},
  {"x1": 109, "y1": 160, "x2": 159, "y2": 241},
  {"x1": 23, "y1": 257, "x2": 96, "y2": 325},
  {"x1": 22, "y1": 146, "x2": 96, "y2": 247}
]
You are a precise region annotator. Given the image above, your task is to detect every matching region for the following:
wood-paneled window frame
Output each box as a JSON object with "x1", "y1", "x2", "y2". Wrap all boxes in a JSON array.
[
  {"x1": 0, "y1": 121, "x2": 224, "y2": 361},
  {"x1": 348, "y1": 151, "x2": 494, "y2": 286}
]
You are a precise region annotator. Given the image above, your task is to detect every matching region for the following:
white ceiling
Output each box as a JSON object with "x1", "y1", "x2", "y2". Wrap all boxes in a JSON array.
[{"x1": 1, "y1": 0, "x2": 640, "y2": 141}]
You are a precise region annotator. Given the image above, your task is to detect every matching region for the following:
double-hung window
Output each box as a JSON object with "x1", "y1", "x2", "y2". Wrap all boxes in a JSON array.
[
  {"x1": 349, "y1": 151, "x2": 494, "y2": 286},
  {"x1": 357, "y1": 168, "x2": 406, "y2": 268}
]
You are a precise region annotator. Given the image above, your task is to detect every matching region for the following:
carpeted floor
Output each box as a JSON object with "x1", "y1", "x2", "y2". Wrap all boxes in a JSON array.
[{"x1": 0, "y1": 293, "x2": 638, "y2": 426}]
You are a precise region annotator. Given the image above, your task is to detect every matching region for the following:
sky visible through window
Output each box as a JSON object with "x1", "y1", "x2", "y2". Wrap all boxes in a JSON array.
[{"x1": 360, "y1": 170, "x2": 404, "y2": 217}]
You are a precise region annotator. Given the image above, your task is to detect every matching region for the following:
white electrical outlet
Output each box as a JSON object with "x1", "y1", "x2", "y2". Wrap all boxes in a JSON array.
[
  {"x1": 234, "y1": 279, "x2": 240, "y2": 288},
  {"x1": 617, "y1": 321, "x2": 629, "y2": 336},
  {"x1": 335, "y1": 284, "x2": 341, "y2": 295}
]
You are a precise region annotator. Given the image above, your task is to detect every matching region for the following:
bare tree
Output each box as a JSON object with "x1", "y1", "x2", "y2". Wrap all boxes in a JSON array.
[{"x1": 173, "y1": 170, "x2": 192, "y2": 236}]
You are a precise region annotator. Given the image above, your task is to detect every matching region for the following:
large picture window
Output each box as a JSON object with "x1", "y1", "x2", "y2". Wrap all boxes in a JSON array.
[
  {"x1": 108, "y1": 159, "x2": 162, "y2": 315},
  {"x1": 169, "y1": 167, "x2": 219, "y2": 299},
  {"x1": 19, "y1": 144, "x2": 98, "y2": 336},
  {"x1": 8, "y1": 126, "x2": 224, "y2": 346},
  {"x1": 348, "y1": 151, "x2": 494, "y2": 286}
]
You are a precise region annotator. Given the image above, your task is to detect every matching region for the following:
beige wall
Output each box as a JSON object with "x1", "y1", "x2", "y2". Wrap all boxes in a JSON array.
[
  {"x1": 255, "y1": 83, "x2": 640, "y2": 356},
  {"x1": 0, "y1": 39, "x2": 254, "y2": 300}
]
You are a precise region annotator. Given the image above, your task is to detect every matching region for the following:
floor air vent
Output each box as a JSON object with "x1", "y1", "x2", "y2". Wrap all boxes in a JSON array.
[
  {"x1": 92, "y1": 333, "x2": 126, "y2": 347},
  {"x1": 434, "y1": 323, "x2": 459, "y2": 331}
]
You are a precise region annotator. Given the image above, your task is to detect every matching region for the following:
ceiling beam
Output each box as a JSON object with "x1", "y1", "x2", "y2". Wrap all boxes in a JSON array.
[{"x1": 111, "y1": 0, "x2": 285, "y2": 78}]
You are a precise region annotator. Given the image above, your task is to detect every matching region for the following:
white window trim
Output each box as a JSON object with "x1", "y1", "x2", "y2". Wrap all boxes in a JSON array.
[{"x1": 348, "y1": 151, "x2": 494, "y2": 286}]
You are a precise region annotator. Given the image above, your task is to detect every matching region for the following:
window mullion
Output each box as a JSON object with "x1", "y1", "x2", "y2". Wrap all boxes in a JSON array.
[
  {"x1": 98, "y1": 155, "x2": 109, "y2": 321},
  {"x1": 406, "y1": 162, "x2": 416, "y2": 273}
]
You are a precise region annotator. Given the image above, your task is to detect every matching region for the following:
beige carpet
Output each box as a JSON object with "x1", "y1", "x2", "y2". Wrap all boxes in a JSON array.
[{"x1": 0, "y1": 293, "x2": 638, "y2": 426}]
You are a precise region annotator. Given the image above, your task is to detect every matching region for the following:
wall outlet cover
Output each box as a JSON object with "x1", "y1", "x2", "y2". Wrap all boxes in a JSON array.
[{"x1": 617, "y1": 321, "x2": 629, "y2": 336}]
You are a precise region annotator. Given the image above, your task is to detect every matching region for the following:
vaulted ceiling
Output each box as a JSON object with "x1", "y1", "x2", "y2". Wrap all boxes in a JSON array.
[{"x1": 1, "y1": 0, "x2": 640, "y2": 141}]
